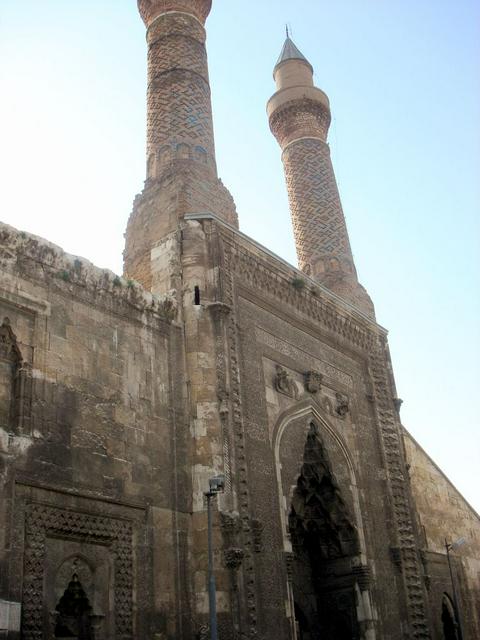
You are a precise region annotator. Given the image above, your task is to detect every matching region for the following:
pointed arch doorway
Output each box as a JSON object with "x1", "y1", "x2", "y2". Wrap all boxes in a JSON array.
[
  {"x1": 442, "y1": 594, "x2": 459, "y2": 640},
  {"x1": 274, "y1": 404, "x2": 376, "y2": 640},
  {"x1": 288, "y1": 423, "x2": 360, "y2": 640}
]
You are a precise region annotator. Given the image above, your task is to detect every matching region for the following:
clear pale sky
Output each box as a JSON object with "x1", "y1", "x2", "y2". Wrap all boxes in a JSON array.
[{"x1": 0, "y1": 1, "x2": 479, "y2": 512}]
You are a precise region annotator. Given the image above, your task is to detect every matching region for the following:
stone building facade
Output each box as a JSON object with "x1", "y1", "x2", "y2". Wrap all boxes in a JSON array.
[{"x1": 0, "y1": 1, "x2": 478, "y2": 639}]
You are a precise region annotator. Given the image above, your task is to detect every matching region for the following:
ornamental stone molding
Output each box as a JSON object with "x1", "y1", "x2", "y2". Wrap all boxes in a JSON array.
[
  {"x1": 137, "y1": 0, "x2": 212, "y2": 27},
  {"x1": 224, "y1": 547, "x2": 244, "y2": 570}
]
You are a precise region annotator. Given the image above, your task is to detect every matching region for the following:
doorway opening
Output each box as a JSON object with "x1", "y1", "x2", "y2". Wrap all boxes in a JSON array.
[{"x1": 288, "y1": 424, "x2": 360, "y2": 640}]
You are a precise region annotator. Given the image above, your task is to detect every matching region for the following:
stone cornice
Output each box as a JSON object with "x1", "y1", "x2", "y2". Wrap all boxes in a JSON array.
[
  {"x1": 184, "y1": 213, "x2": 386, "y2": 351},
  {"x1": 0, "y1": 222, "x2": 176, "y2": 328},
  {"x1": 138, "y1": 0, "x2": 211, "y2": 27}
]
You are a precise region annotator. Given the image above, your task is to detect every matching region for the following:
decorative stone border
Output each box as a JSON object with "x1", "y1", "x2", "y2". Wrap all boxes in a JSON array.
[{"x1": 22, "y1": 503, "x2": 133, "y2": 640}]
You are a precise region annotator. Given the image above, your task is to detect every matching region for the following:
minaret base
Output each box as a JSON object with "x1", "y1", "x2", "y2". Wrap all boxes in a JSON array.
[
  {"x1": 317, "y1": 271, "x2": 375, "y2": 318},
  {"x1": 124, "y1": 162, "x2": 237, "y2": 289}
]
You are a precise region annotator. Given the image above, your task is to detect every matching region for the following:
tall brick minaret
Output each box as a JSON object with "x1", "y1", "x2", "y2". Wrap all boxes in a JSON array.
[
  {"x1": 124, "y1": 0, "x2": 238, "y2": 290},
  {"x1": 267, "y1": 36, "x2": 374, "y2": 317}
]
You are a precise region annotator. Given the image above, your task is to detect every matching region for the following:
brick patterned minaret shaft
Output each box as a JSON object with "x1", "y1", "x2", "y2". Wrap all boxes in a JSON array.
[
  {"x1": 139, "y1": 0, "x2": 216, "y2": 179},
  {"x1": 267, "y1": 38, "x2": 374, "y2": 317},
  {"x1": 124, "y1": 0, "x2": 238, "y2": 289}
]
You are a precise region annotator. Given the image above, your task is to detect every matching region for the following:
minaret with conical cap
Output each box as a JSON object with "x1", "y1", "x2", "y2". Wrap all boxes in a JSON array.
[
  {"x1": 267, "y1": 36, "x2": 374, "y2": 317},
  {"x1": 124, "y1": 0, "x2": 238, "y2": 290}
]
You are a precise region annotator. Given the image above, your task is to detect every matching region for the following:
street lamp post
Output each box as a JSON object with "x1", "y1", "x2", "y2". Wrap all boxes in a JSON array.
[
  {"x1": 205, "y1": 475, "x2": 225, "y2": 640},
  {"x1": 445, "y1": 537, "x2": 466, "y2": 640}
]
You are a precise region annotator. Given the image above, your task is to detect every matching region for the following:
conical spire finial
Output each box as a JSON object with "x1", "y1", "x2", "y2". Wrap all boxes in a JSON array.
[{"x1": 274, "y1": 33, "x2": 313, "y2": 74}]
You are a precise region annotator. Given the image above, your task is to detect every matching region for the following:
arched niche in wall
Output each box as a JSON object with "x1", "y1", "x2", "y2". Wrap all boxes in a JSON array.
[
  {"x1": 273, "y1": 400, "x2": 376, "y2": 640},
  {"x1": 0, "y1": 317, "x2": 32, "y2": 433},
  {"x1": 156, "y1": 145, "x2": 172, "y2": 173},
  {"x1": 147, "y1": 152, "x2": 157, "y2": 179},
  {"x1": 176, "y1": 142, "x2": 190, "y2": 160},
  {"x1": 49, "y1": 553, "x2": 110, "y2": 640}
]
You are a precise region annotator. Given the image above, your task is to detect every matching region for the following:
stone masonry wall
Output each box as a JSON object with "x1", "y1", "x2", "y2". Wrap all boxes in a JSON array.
[
  {"x1": 180, "y1": 216, "x2": 434, "y2": 640},
  {"x1": 404, "y1": 430, "x2": 480, "y2": 639},
  {"x1": 124, "y1": 163, "x2": 237, "y2": 289},
  {"x1": 0, "y1": 223, "x2": 189, "y2": 639}
]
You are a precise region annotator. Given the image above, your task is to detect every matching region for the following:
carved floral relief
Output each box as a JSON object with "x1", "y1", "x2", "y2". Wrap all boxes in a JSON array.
[
  {"x1": 304, "y1": 370, "x2": 323, "y2": 394},
  {"x1": 274, "y1": 365, "x2": 298, "y2": 399},
  {"x1": 335, "y1": 392, "x2": 350, "y2": 418}
]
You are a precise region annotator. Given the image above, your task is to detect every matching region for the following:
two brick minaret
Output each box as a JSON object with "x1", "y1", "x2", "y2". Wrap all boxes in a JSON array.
[
  {"x1": 268, "y1": 36, "x2": 374, "y2": 317},
  {"x1": 126, "y1": 1, "x2": 373, "y2": 318}
]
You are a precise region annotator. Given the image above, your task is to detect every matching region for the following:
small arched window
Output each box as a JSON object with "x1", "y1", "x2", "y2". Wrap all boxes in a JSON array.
[
  {"x1": 176, "y1": 143, "x2": 190, "y2": 160},
  {"x1": 194, "y1": 286, "x2": 201, "y2": 306}
]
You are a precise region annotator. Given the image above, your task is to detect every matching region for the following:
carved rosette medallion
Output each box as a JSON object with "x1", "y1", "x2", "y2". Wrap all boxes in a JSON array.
[
  {"x1": 335, "y1": 392, "x2": 350, "y2": 418},
  {"x1": 304, "y1": 370, "x2": 323, "y2": 394},
  {"x1": 224, "y1": 547, "x2": 244, "y2": 570},
  {"x1": 274, "y1": 365, "x2": 298, "y2": 399}
]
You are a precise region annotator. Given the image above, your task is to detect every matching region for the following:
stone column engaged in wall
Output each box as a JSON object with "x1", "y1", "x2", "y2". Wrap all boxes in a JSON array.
[
  {"x1": 267, "y1": 36, "x2": 374, "y2": 318},
  {"x1": 124, "y1": 0, "x2": 237, "y2": 290}
]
